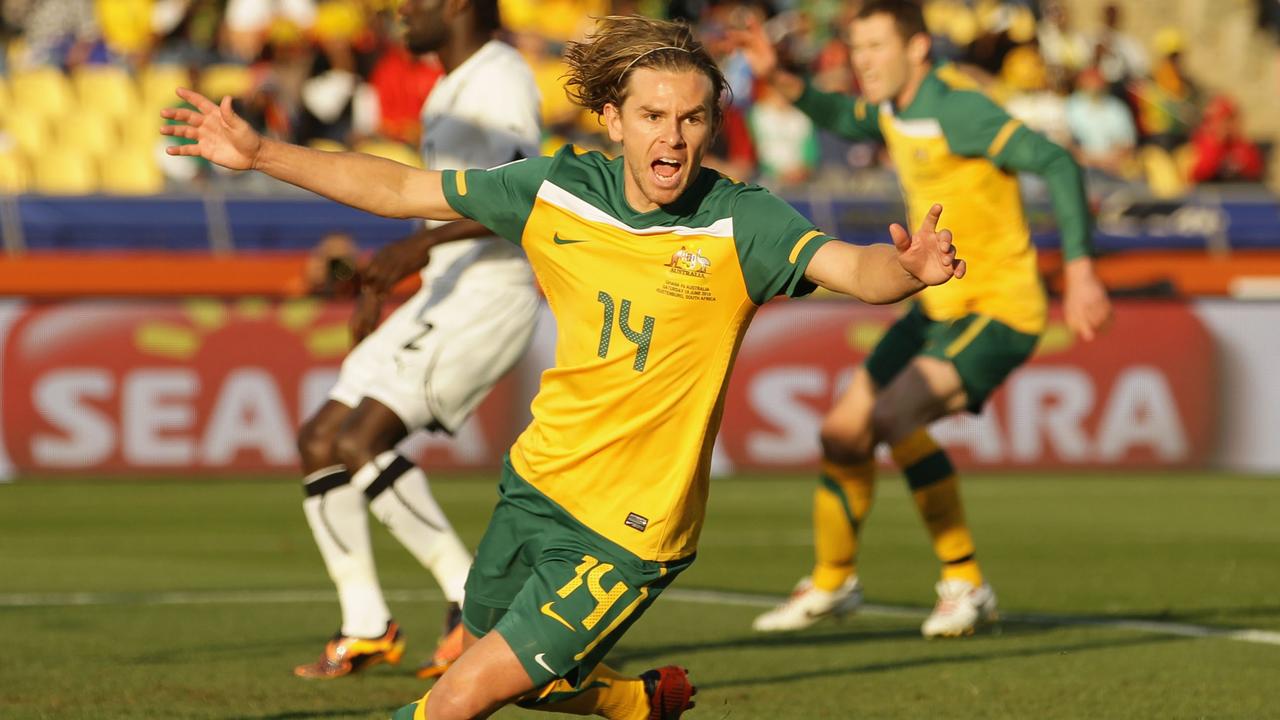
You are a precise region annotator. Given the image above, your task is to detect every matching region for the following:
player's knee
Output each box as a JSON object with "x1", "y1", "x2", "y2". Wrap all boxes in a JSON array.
[
  {"x1": 425, "y1": 681, "x2": 494, "y2": 720},
  {"x1": 296, "y1": 417, "x2": 337, "y2": 469},
  {"x1": 819, "y1": 417, "x2": 873, "y2": 464},
  {"x1": 333, "y1": 428, "x2": 378, "y2": 473},
  {"x1": 869, "y1": 400, "x2": 910, "y2": 446}
]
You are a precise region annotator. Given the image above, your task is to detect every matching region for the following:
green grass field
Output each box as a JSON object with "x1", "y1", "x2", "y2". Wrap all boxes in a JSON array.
[{"x1": 2, "y1": 473, "x2": 1278, "y2": 719}]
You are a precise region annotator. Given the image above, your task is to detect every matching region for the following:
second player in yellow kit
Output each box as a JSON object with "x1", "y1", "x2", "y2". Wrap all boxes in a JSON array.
[{"x1": 739, "y1": 0, "x2": 1113, "y2": 638}]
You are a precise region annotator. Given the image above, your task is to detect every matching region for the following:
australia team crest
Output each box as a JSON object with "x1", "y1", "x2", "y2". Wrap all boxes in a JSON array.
[{"x1": 666, "y1": 247, "x2": 711, "y2": 278}]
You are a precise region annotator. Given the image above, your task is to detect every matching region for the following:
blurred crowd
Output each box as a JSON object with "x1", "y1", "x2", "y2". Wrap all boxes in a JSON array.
[{"x1": 0, "y1": 0, "x2": 1275, "y2": 197}]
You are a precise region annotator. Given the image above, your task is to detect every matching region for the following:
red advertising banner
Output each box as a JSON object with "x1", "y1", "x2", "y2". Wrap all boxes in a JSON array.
[
  {"x1": 0, "y1": 299, "x2": 1216, "y2": 477},
  {"x1": 0, "y1": 300, "x2": 519, "y2": 475},
  {"x1": 718, "y1": 301, "x2": 1216, "y2": 469}
]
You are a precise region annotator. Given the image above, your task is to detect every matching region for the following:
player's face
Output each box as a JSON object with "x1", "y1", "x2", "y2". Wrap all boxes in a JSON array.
[
  {"x1": 400, "y1": 0, "x2": 448, "y2": 54},
  {"x1": 849, "y1": 13, "x2": 911, "y2": 103},
  {"x1": 605, "y1": 68, "x2": 715, "y2": 212}
]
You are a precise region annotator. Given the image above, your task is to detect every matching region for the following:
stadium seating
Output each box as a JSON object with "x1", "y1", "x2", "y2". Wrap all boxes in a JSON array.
[
  {"x1": 32, "y1": 148, "x2": 98, "y2": 195},
  {"x1": 100, "y1": 148, "x2": 165, "y2": 195},
  {"x1": 73, "y1": 65, "x2": 141, "y2": 120},
  {"x1": 52, "y1": 110, "x2": 119, "y2": 161},
  {"x1": 3, "y1": 109, "x2": 50, "y2": 158},
  {"x1": 308, "y1": 138, "x2": 349, "y2": 154},
  {"x1": 10, "y1": 67, "x2": 76, "y2": 120},
  {"x1": 141, "y1": 65, "x2": 192, "y2": 112},
  {"x1": 353, "y1": 139, "x2": 423, "y2": 168},
  {"x1": 0, "y1": 151, "x2": 29, "y2": 193},
  {"x1": 121, "y1": 113, "x2": 163, "y2": 152},
  {"x1": 199, "y1": 64, "x2": 254, "y2": 102}
]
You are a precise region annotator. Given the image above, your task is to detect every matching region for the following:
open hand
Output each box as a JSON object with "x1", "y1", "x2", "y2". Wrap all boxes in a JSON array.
[
  {"x1": 160, "y1": 87, "x2": 262, "y2": 171},
  {"x1": 891, "y1": 204, "x2": 965, "y2": 287},
  {"x1": 726, "y1": 14, "x2": 779, "y2": 79}
]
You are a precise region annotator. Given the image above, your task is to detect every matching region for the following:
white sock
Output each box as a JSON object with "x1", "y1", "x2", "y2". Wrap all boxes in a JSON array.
[
  {"x1": 353, "y1": 451, "x2": 472, "y2": 604},
  {"x1": 302, "y1": 465, "x2": 391, "y2": 639}
]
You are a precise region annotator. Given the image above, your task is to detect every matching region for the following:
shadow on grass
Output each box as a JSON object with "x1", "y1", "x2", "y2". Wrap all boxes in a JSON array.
[{"x1": 682, "y1": 633, "x2": 1188, "y2": 691}]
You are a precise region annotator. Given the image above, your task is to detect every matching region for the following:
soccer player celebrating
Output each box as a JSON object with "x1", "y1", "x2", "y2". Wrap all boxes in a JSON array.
[
  {"x1": 163, "y1": 14, "x2": 962, "y2": 719},
  {"x1": 291, "y1": 0, "x2": 542, "y2": 680},
  {"x1": 737, "y1": 0, "x2": 1112, "y2": 638}
]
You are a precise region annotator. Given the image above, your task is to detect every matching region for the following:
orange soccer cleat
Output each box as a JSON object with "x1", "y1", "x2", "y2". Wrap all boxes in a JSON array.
[{"x1": 293, "y1": 621, "x2": 405, "y2": 679}]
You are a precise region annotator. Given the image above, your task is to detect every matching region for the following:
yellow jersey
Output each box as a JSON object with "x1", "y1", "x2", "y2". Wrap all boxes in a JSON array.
[
  {"x1": 444, "y1": 146, "x2": 834, "y2": 560},
  {"x1": 794, "y1": 64, "x2": 1094, "y2": 334}
]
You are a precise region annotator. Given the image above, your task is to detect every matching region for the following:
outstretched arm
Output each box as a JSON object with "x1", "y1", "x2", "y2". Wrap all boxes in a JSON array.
[
  {"x1": 730, "y1": 16, "x2": 882, "y2": 142},
  {"x1": 805, "y1": 204, "x2": 965, "y2": 304},
  {"x1": 161, "y1": 88, "x2": 461, "y2": 221}
]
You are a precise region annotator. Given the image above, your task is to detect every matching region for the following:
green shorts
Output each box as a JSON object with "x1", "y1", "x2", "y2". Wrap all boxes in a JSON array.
[
  {"x1": 463, "y1": 456, "x2": 693, "y2": 687},
  {"x1": 865, "y1": 303, "x2": 1039, "y2": 412}
]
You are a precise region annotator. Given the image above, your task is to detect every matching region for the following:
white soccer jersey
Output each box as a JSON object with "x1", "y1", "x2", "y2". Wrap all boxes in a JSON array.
[
  {"x1": 328, "y1": 40, "x2": 542, "y2": 431},
  {"x1": 419, "y1": 39, "x2": 542, "y2": 287}
]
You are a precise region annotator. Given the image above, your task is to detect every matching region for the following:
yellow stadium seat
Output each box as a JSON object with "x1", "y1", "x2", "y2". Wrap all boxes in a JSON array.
[
  {"x1": 199, "y1": 64, "x2": 254, "y2": 101},
  {"x1": 73, "y1": 65, "x2": 140, "y2": 120},
  {"x1": 0, "y1": 78, "x2": 10, "y2": 118},
  {"x1": 52, "y1": 111, "x2": 121, "y2": 160},
  {"x1": 121, "y1": 113, "x2": 164, "y2": 152},
  {"x1": 3, "y1": 110, "x2": 51, "y2": 156},
  {"x1": 308, "y1": 138, "x2": 348, "y2": 153},
  {"x1": 33, "y1": 148, "x2": 99, "y2": 195},
  {"x1": 100, "y1": 149, "x2": 164, "y2": 195},
  {"x1": 141, "y1": 64, "x2": 192, "y2": 111},
  {"x1": 0, "y1": 152, "x2": 30, "y2": 194},
  {"x1": 354, "y1": 139, "x2": 423, "y2": 168},
  {"x1": 11, "y1": 67, "x2": 76, "y2": 119}
]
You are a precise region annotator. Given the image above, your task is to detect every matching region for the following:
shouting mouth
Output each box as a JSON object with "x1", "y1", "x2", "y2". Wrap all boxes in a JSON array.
[{"x1": 650, "y1": 157, "x2": 684, "y2": 190}]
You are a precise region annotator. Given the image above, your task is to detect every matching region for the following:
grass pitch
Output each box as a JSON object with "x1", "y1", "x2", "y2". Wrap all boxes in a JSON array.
[{"x1": 2, "y1": 473, "x2": 1278, "y2": 719}]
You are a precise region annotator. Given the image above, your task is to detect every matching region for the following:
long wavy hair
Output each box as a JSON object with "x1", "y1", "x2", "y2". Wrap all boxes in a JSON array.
[{"x1": 562, "y1": 15, "x2": 728, "y2": 130}]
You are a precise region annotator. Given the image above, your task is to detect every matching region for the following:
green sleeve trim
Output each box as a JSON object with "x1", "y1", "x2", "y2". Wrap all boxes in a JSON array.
[
  {"x1": 793, "y1": 80, "x2": 882, "y2": 142},
  {"x1": 786, "y1": 233, "x2": 835, "y2": 298},
  {"x1": 992, "y1": 127, "x2": 1095, "y2": 260},
  {"x1": 441, "y1": 158, "x2": 552, "y2": 246}
]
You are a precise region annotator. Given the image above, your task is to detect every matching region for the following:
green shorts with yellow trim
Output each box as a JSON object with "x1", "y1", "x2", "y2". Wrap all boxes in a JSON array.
[
  {"x1": 865, "y1": 303, "x2": 1039, "y2": 412},
  {"x1": 463, "y1": 456, "x2": 694, "y2": 687}
]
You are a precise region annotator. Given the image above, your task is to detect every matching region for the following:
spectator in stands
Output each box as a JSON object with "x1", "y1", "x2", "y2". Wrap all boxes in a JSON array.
[
  {"x1": 1092, "y1": 3, "x2": 1148, "y2": 93},
  {"x1": 1037, "y1": 0, "x2": 1089, "y2": 83},
  {"x1": 368, "y1": 42, "x2": 443, "y2": 146},
  {"x1": 95, "y1": 0, "x2": 156, "y2": 67},
  {"x1": 1066, "y1": 66, "x2": 1137, "y2": 178},
  {"x1": 222, "y1": 0, "x2": 317, "y2": 62},
  {"x1": 1003, "y1": 45, "x2": 1072, "y2": 149},
  {"x1": 294, "y1": 1, "x2": 370, "y2": 146},
  {"x1": 1132, "y1": 28, "x2": 1200, "y2": 151},
  {"x1": 1188, "y1": 95, "x2": 1265, "y2": 184},
  {"x1": 3, "y1": 0, "x2": 102, "y2": 68},
  {"x1": 151, "y1": 0, "x2": 224, "y2": 67},
  {"x1": 747, "y1": 78, "x2": 818, "y2": 185}
]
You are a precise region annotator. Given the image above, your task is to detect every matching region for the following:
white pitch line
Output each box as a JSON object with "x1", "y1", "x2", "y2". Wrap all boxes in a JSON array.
[{"x1": 3, "y1": 587, "x2": 1278, "y2": 647}]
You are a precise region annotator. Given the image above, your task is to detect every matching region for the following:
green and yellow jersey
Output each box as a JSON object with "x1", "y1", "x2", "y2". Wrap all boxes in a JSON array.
[
  {"x1": 443, "y1": 146, "x2": 834, "y2": 561},
  {"x1": 794, "y1": 64, "x2": 1093, "y2": 334}
]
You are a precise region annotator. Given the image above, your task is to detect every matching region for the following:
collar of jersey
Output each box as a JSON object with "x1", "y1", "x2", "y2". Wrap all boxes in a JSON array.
[
  {"x1": 891, "y1": 64, "x2": 946, "y2": 120},
  {"x1": 606, "y1": 154, "x2": 721, "y2": 229}
]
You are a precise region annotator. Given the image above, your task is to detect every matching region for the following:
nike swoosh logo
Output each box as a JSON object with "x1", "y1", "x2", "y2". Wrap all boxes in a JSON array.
[
  {"x1": 534, "y1": 652, "x2": 557, "y2": 676},
  {"x1": 540, "y1": 601, "x2": 576, "y2": 631},
  {"x1": 553, "y1": 233, "x2": 588, "y2": 245}
]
